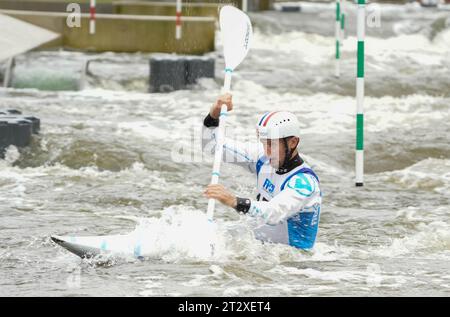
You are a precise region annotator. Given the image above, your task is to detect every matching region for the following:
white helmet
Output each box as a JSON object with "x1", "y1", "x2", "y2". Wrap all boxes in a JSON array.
[{"x1": 256, "y1": 111, "x2": 300, "y2": 140}]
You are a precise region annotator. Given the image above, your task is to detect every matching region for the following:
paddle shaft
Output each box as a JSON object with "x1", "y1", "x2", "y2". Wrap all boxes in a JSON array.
[{"x1": 206, "y1": 70, "x2": 232, "y2": 221}]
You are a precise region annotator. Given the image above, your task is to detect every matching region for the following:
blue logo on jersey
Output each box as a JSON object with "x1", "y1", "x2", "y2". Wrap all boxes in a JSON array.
[
  {"x1": 287, "y1": 174, "x2": 315, "y2": 197},
  {"x1": 263, "y1": 178, "x2": 275, "y2": 194}
]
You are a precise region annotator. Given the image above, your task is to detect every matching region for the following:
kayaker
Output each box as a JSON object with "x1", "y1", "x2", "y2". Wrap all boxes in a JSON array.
[{"x1": 203, "y1": 94, "x2": 322, "y2": 250}]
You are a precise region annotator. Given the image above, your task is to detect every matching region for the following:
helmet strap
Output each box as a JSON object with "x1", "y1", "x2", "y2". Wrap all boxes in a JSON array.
[
  {"x1": 278, "y1": 137, "x2": 291, "y2": 173},
  {"x1": 277, "y1": 137, "x2": 300, "y2": 174}
]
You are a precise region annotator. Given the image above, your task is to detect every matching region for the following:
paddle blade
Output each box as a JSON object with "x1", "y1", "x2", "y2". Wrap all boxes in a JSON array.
[{"x1": 219, "y1": 5, "x2": 253, "y2": 71}]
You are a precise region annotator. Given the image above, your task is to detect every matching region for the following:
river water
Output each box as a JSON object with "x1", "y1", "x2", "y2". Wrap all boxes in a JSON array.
[{"x1": 0, "y1": 2, "x2": 449, "y2": 296}]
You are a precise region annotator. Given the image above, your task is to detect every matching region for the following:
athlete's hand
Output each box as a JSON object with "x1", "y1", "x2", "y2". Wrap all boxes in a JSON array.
[
  {"x1": 209, "y1": 93, "x2": 233, "y2": 119},
  {"x1": 204, "y1": 184, "x2": 237, "y2": 209}
]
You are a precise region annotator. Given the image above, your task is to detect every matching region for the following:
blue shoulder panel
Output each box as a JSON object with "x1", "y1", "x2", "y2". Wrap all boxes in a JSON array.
[{"x1": 280, "y1": 167, "x2": 319, "y2": 191}]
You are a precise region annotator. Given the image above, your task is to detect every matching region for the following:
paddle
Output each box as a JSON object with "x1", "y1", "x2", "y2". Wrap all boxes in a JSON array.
[{"x1": 206, "y1": 6, "x2": 252, "y2": 255}]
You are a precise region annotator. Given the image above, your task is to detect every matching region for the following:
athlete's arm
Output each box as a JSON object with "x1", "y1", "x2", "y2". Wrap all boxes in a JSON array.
[
  {"x1": 202, "y1": 94, "x2": 261, "y2": 173},
  {"x1": 236, "y1": 174, "x2": 320, "y2": 225}
]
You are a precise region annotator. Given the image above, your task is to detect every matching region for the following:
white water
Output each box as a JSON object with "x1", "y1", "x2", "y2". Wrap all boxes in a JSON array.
[{"x1": 0, "y1": 2, "x2": 449, "y2": 296}]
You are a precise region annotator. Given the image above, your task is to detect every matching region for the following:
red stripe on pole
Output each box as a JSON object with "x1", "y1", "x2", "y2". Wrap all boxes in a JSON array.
[
  {"x1": 176, "y1": 12, "x2": 181, "y2": 26},
  {"x1": 90, "y1": 7, "x2": 96, "y2": 19},
  {"x1": 262, "y1": 112, "x2": 278, "y2": 127}
]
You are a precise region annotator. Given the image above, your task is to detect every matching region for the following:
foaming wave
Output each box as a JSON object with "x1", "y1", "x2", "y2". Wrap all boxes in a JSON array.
[
  {"x1": 49, "y1": 207, "x2": 219, "y2": 264},
  {"x1": 371, "y1": 220, "x2": 450, "y2": 258},
  {"x1": 379, "y1": 158, "x2": 450, "y2": 193},
  {"x1": 1, "y1": 145, "x2": 20, "y2": 166},
  {"x1": 129, "y1": 207, "x2": 224, "y2": 262},
  {"x1": 250, "y1": 31, "x2": 331, "y2": 66},
  {"x1": 53, "y1": 205, "x2": 349, "y2": 265}
]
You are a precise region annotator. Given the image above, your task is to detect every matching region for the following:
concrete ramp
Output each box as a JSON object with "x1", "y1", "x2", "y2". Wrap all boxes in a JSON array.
[{"x1": 0, "y1": 13, "x2": 60, "y2": 62}]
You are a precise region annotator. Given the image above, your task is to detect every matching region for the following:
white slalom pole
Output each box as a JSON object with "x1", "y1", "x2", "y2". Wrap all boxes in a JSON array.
[
  {"x1": 175, "y1": 0, "x2": 182, "y2": 40},
  {"x1": 89, "y1": 0, "x2": 96, "y2": 35},
  {"x1": 355, "y1": 0, "x2": 365, "y2": 187},
  {"x1": 335, "y1": 0, "x2": 341, "y2": 78},
  {"x1": 242, "y1": 0, "x2": 248, "y2": 12}
]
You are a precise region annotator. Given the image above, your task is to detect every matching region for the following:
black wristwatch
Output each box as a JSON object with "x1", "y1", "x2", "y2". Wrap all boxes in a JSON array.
[{"x1": 235, "y1": 197, "x2": 251, "y2": 214}]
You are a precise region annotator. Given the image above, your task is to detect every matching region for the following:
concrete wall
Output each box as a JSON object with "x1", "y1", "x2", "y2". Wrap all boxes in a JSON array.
[
  {"x1": 0, "y1": 10, "x2": 215, "y2": 54},
  {"x1": 0, "y1": 0, "x2": 113, "y2": 13},
  {"x1": 159, "y1": 0, "x2": 274, "y2": 11},
  {"x1": 0, "y1": 0, "x2": 274, "y2": 14},
  {"x1": 113, "y1": 2, "x2": 222, "y2": 18},
  {"x1": 0, "y1": 0, "x2": 270, "y2": 12}
]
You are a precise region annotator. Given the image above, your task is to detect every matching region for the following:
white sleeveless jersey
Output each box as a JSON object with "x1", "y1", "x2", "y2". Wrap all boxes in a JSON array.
[{"x1": 202, "y1": 124, "x2": 322, "y2": 250}]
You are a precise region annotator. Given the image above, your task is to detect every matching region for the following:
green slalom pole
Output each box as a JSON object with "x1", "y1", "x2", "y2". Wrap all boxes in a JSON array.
[
  {"x1": 356, "y1": 0, "x2": 365, "y2": 187},
  {"x1": 341, "y1": 13, "x2": 345, "y2": 42},
  {"x1": 335, "y1": 0, "x2": 341, "y2": 78}
]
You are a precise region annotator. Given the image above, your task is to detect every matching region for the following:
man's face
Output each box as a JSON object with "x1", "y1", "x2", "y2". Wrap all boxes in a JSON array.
[{"x1": 260, "y1": 138, "x2": 286, "y2": 169}]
